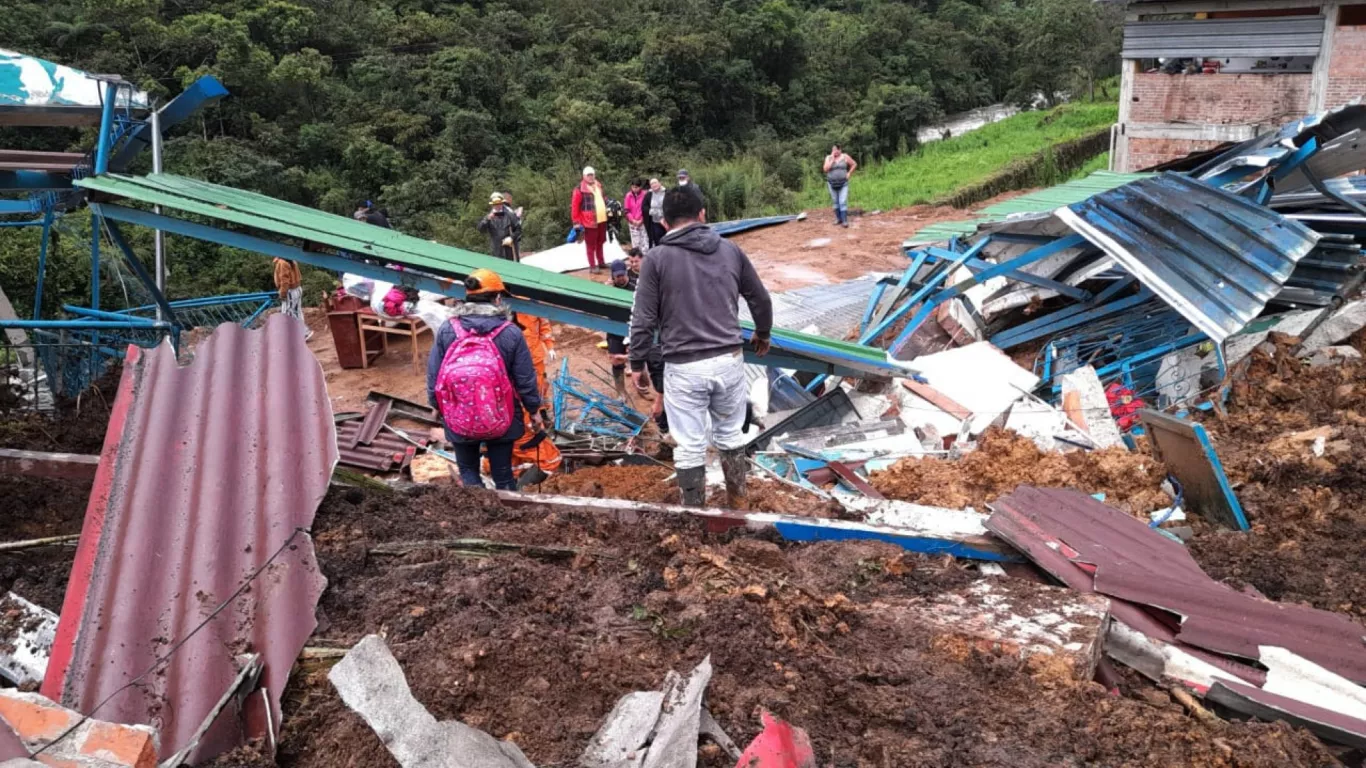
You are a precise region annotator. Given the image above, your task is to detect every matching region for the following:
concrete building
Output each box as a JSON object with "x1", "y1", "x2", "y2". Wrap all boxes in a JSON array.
[{"x1": 1113, "y1": 0, "x2": 1366, "y2": 171}]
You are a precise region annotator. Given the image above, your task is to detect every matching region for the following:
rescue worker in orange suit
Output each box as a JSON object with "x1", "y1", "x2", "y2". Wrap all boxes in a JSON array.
[{"x1": 485, "y1": 309, "x2": 562, "y2": 486}]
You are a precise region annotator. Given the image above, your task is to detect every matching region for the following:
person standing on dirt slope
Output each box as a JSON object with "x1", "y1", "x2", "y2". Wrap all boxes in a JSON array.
[
  {"x1": 629, "y1": 187, "x2": 772, "y2": 507},
  {"x1": 427, "y1": 269, "x2": 543, "y2": 490},
  {"x1": 823, "y1": 145, "x2": 857, "y2": 227},
  {"x1": 643, "y1": 178, "x2": 668, "y2": 248},
  {"x1": 571, "y1": 166, "x2": 609, "y2": 273},
  {"x1": 273, "y1": 257, "x2": 309, "y2": 338},
  {"x1": 624, "y1": 179, "x2": 649, "y2": 252},
  {"x1": 478, "y1": 192, "x2": 523, "y2": 261}
]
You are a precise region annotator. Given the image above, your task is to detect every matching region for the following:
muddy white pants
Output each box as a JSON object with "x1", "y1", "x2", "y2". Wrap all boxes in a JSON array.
[
  {"x1": 629, "y1": 222, "x2": 649, "y2": 252},
  {"x1": 663, "y1": 351, "x2": 748, "y2": 470},
  {"x1": 282, "y1": 287, "x2": 303, "y2": 322}
]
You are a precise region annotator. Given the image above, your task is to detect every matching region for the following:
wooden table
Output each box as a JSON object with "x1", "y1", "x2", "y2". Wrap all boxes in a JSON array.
[{"x1": 357, "y1": 312, "x2": 432, "y2": 373}]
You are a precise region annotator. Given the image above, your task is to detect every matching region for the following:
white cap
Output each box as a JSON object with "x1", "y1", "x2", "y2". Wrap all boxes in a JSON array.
[{"x1": 583, "y1": 166, "x2": 596, "y2": 176}]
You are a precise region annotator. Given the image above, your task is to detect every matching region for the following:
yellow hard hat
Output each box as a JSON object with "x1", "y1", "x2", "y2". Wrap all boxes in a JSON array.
[{"x1": 489, "y1": 192, "x2": 506, "y2": 206}]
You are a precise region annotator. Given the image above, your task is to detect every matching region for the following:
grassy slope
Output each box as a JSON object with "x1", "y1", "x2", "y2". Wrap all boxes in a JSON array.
[{"x1": 802, "y1": 100, "x2": 1118, "y2": 211}]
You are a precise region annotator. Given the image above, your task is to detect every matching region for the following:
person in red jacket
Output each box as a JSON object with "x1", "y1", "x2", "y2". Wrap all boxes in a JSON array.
[{"x1": 571, "y1": 166, "x2": 609, "y2": 273}]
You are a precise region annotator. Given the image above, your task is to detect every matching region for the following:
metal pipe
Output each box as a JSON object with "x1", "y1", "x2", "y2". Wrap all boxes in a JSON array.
[
  {"x1": 61, "y1": 305, "x2": 160, "y2": 325},
  {"x1": 151, "y1": 107, "x2": 166, "y2": 323},
  {"x1": 94, "y1": 82, "x2": 118, "y2": 175},
  {"x1": 90, "y1": 214, "x2": 101, "y2": 310},
  {"x1": 32, "y1": 210, "x2": 53, "y2": 320},
  {"x1": 0, "y1": 320, "x2": 170, "y2": 330}
]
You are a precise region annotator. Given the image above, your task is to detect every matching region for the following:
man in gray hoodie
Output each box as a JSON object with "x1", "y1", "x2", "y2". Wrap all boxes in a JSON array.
[{"x1": 628, "y1": 187, "x2": 773, "y2": 506}]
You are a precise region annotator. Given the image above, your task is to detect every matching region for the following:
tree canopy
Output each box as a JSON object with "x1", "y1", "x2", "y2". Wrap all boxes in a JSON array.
[{"x1": 0, "y1": 0, "x2": 1120, "y2": 311}]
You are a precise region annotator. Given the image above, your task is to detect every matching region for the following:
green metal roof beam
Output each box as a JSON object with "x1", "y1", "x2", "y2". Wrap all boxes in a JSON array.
[{"x1": 78, "y1": 173, "x2": 897, "y2": 375}]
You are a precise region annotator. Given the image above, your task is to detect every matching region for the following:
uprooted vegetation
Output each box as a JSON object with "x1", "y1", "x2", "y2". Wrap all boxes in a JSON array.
[
  {"x1": 251, "y1": 484, "x2": 1339, "y2": 768},
  {"x1": 869, "y1": 428, "x2": 1169, "y2": 514}
]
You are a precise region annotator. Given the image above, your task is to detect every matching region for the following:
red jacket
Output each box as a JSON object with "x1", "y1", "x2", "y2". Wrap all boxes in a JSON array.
[{"x1": 571, "y1": 181, "x2": 604, "y2": 229}]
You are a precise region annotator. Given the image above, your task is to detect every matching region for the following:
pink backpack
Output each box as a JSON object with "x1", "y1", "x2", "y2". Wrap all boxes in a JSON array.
[
  {"x1": 434, "y1": 321, "x2": 516, "y2": 440},
  {"x1": 382, "y1": 287, "x2": 409, "y2": 318}
]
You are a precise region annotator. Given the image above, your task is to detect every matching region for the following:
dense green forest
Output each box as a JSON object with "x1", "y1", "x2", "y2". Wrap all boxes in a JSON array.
[{"x1": 0, "y1": 0, "x2": 1120, "y2": 313}]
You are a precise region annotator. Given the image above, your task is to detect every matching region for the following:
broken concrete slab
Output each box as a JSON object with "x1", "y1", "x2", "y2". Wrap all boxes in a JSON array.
[
  {"x1": 641, "y1": 658, "x2": 712, "y2": 768},
  {"x1": 0, "y1": 593, "x2": 57, "y2": 687},
  {"x1": 1301, "y1": 299, "x2": 1366, "y2": 353},
  {"x1": 329, "y1": 635, "x2": 535, "y2": 768},
  {"x1": 581, "y1": 691, "x2": 664, "y2": 768},
  {"x1": 1305, "y1": 344, "x2": 1362, "y2": 367},
  {"x1": 873, "y1": 579, "x2": 1111, "y2": 681},
  {"x1": 1059, "y1": 367, "x2": 1124, "y2": 449}
]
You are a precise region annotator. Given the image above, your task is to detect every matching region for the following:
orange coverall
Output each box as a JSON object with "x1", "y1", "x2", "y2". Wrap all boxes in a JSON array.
[{"x1": 487, "y1": 312, "x2": 562, "y2": 476}]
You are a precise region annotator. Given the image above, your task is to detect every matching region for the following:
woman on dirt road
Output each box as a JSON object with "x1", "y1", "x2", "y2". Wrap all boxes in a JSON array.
[
  {"x1": 427, "y1": 269, "x2": 543, "y2": 491},
  {"x1": 571, "y1": 166, "x2": 609, "y2": 273},
  {"x1": 823, "y1": 145, "x2": 857, "y2": 227}
]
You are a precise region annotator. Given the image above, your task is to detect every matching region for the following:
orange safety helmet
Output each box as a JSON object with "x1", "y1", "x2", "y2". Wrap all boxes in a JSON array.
[{"x1": 465, "y1": 268, "x2": 508, "y2": 296}]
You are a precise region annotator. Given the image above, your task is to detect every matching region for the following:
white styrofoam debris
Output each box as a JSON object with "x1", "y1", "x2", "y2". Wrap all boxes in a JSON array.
[
  {"x1": 907, "y1": 342, "x2": 1039, "y2": 437},
  {"x1": 1059, "y1": 366, "x2": 1125, "y2": 449}
]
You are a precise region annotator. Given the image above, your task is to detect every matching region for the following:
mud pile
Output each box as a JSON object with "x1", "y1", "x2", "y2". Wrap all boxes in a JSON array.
[
  {"x1": 537, "y1": 464, "x2": 847, "y2": 517},
  {"x1": 1189, "y1": 332, "x2": 1366, "y2": 623},
  {"x1": 870, "y1": 428, "x2": 1169, "y2": 514},
  {"x1": 262, "y1": 485, "x2": 1336, "y2": 768}
]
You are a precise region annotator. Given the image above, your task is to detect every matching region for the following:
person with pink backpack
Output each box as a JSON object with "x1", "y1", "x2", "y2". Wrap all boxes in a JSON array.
[{"x1": 427, "y1": 268, "x2": 544, "y2": 490}]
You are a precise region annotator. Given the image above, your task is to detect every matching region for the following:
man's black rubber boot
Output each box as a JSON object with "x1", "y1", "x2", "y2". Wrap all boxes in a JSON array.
[{"x1": 678, "y1": 466, "x2": 707, "y2": 507}]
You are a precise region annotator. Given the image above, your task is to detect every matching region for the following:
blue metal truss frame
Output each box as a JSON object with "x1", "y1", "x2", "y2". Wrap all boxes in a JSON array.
[
  {"x1": 88, "y1": 202, "x2": 873, "y2": 377},
  {"x1": 989, "y1": 279, "x2": 1147, "y2": 349},
  {"x1": 887, "y1": 233, "x2": 1089, "y2": 357}
]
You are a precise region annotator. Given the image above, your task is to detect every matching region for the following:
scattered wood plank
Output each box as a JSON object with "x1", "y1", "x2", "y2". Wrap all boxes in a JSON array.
[{"x1": 0, "y1": 448, "x2": 100, "y2": 481}]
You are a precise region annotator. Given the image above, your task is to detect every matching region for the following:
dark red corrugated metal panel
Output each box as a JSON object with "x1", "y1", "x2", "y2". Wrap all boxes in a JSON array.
[
  {"x1": 0, "y1": 717, "x2": 27, "y2": 760},
  {"x1": 335, "y1": 420, "x2": 419, "y2": 471},
  {"x1": 988, "y1": 486, "x2": 1366, "y2": 684},
  {"x1": 41, "y1": 315, "x2": 335, "y2": 764}
]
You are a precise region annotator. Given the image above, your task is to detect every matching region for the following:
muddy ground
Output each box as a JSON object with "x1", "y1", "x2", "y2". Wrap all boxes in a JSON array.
[
  {"x1": 1187, "y1": 332, "x2": 1366, "y2": 624},
  {"x1": 536, "y1": 464, "x2": 848, "y2": 517},
  {"x1": 869, "y1": 428, "x2": 1170, "y2": 515},
  {"x1": 243, "y1": 484, "x2": 1343, "y2": 768},
  {"x1": 0, "y1": 384, "x2": 111, "y2": 613}
]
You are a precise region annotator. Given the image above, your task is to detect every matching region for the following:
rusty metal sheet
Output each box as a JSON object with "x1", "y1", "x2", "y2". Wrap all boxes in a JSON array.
[
  {"x1": 351, "y1": 398, "x2": 392, "y2": 449},
  {"x1": 41, "y1": 315, "x2": 335, "y2": 764},
  {"x1": 335, "y1": 421, "x2": 419, "y2": 471},
  {"x1": 0, "y1": 717, "x2": 26, "y2": 760},
  {"x1": 987, "y1": 486, "x2": 1366, "y2": 685}
]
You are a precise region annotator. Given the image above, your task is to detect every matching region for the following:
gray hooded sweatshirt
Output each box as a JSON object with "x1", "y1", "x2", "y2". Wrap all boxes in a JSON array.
[{"x1": 628, "y1": 223, "x2": 773, "y2": 370}]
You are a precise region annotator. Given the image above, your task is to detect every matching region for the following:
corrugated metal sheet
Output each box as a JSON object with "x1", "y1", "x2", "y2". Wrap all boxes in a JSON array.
[
  {"x1": 42, "y1": 315, "x2": 335, "y2": 764},
  {"x1": 712, "y1": 214, "x2": 802, "y2": 237},
  {"x1": 77, "y1": 173, "x2": 892, "y2": 376},
  {"x1": 336, "y1": 420, "x2": 418, "y2": 471},
  {"x1": 0, "y1": 719, "x2": 26, "y2": 761},
  {"x1": 1209, "y1": 679, "x2": 1366, "y2": 749},
  {"x1": 1194, "y1": 104, "x2": 1366, "y2": 188},
  {"x1": 987, "y1": 486, "x2": 1366, "y2": 685},
  {"x1": 905, "y1": 171, "x2": 1153, "y2": 247},
  {"x1": 1055, "y1": 172, "x2": 1319, "y2": 343},
  {"x1": 1122, "y1": 17, "x2": 1325, "y2": 58}
]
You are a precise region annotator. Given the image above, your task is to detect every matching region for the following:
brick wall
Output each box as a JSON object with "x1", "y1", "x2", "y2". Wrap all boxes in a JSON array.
[
  {"x1": 1129, "y1": 72, "x2": 1313, "y2": 125},
  {"x1": 1126, "y1": 137, "x2": 1226, "y2": 171},
  {"x1": 1327, "y1": 11, "x2": 1366, "y2": 109}
]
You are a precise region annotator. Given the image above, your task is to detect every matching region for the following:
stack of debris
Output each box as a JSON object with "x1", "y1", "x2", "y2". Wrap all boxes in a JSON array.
[{"x1": 862, "y1": 105, "x2": 1366, "y2": 422}]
